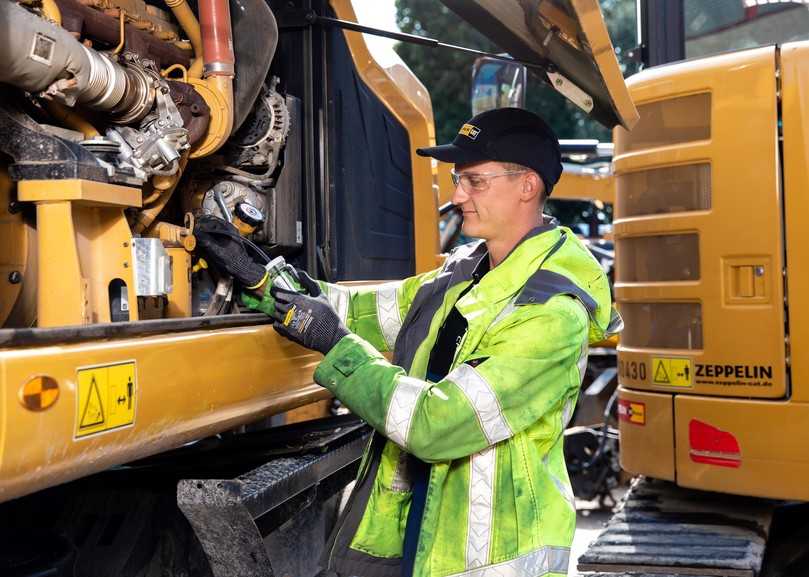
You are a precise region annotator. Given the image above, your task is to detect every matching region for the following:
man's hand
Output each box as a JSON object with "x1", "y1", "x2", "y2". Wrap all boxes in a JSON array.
[
  {"x1": 193, "y1": 215, "x2": 266, "y2": 288},
  {"x1": 242, "y1": 267, "x2": 321, "y2": 316},
  {"x1": 241, "y1": 282, "x2": 276, "y2": 316},
  {"x1": 270, "y1": 284, "x2": 349, "y2": 355}
]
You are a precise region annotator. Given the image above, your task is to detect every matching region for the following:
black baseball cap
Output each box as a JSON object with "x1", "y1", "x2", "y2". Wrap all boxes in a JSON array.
[{"x1": 416, "y1": 107, "x2": 563, "y2": 195}]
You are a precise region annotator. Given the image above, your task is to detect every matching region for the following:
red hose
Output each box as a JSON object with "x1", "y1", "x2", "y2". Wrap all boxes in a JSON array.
[{"x1": 199, "y1": 0, "x2": 234, "y2": 77}]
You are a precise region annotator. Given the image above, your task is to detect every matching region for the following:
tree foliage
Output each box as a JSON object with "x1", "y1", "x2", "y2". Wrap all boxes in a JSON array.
[{"x1": 394, "y1": 0, "x2": 639, "y2": 143}]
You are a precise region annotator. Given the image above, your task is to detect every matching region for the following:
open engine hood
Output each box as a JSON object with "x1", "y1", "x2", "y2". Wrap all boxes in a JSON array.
[{"x1": 440, "y1": 0, "x2": 639, "y2": 130}]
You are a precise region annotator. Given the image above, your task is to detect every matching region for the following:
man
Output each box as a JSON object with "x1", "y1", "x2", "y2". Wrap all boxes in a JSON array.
[{"x1": 195, "y1": 107, "x2": 620, "y2": 577}]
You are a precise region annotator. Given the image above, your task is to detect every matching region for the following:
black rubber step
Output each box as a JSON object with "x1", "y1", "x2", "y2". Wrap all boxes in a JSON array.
[{"x1": 578, "y1": 478, "x2": 777, "y2": 577}]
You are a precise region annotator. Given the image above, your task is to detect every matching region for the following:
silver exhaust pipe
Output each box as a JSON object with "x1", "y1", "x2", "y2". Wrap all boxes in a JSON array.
[{"x1": 0, "y1": 0, "x2": 155, "y2": 122}]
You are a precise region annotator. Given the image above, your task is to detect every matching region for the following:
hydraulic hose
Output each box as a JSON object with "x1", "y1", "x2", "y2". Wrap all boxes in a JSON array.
[
  {"x1": 41, "y1": 0, "x2": 61, "y2": 25},
  {"x1": 0, "y1": 0, "x2": 154, "y2": 122},
  {"x1": 188, "y1": 0, "x2": 235, "y2": 156},
  {"x1": 44, "y1": 100, "x2": 100, "y2": 139},
  {"x1": 164, "y1": 0, "x2": 204, "y2": 79}
]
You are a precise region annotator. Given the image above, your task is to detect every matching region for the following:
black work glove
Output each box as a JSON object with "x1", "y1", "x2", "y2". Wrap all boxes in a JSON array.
[
  {"x1": 270, "y1": 283, "x2": 349, "y2": 355},
  {"x1": 294, "y1": 268, "x2": 322, "y2": 296},
  {"x1": 193, "y1": 215, "x2": 266, "y2": 287}
]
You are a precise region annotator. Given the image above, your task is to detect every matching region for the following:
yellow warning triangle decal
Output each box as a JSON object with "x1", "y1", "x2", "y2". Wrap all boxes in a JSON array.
[
  {"x1": 653, "y1": 360, "x2": 671, "y2": 384},
  {"x1": 80, "y1": 376, "x2": 105, "y2": 428}
]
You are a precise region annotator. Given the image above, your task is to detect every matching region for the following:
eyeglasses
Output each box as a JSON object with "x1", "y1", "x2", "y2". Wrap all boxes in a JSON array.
[{"x1": 450, "y1": 169, "x2": 528, "y2": 193}]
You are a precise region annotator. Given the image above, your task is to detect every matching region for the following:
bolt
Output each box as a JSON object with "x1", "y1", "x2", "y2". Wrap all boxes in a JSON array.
[
  {"x1": 8, "y1": 271, "x2": 21, "y2": 284},
  {"x1": 161, "y1": 86, "x2": 169, "y2": 94},
  {"x1": 555, "y1": 78, "x2": 563, "y2": 86},
  {"x1": 123, "y1": 262, "x2": 129, "y2": 268},
  {"x1": 123, "y1": 241, "x2": 129, "y2": 247},
  {"x1": 8, "y1": 201, "x2": 21, "y2": 214}
]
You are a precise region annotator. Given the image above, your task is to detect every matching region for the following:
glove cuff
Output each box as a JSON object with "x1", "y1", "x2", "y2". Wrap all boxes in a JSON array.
[{"x1": 246, "y1": 270, "x2": 269, "y2": 290}]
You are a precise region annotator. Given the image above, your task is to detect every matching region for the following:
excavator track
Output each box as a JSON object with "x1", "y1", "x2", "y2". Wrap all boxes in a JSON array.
[{"x1": 578, "y1": 478, "x2": 778, "y2": 577}]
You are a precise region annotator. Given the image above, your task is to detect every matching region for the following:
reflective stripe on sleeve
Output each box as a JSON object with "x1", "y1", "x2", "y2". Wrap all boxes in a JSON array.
[
  {"x1": 447, "y1": 545, "x2": 570, "y2": 577},
  {"x1": 385, "y1": 375, "x2": 426, "y2": 448},
  {"x1": 446, "y1": 364, "x2": 512, "y2": 445},
  {"x1": 376, "y1": 282, "x2": 403, "y2": 350},
  {"x1": 576, "y1": 341, "x2": 589, "y2": 385},
  {"x1": 326, "y1": 284, "x2": 351, "y2": 324},
  {"x1": 466, "y1": 445, "x2": 496, "y2": 568}
]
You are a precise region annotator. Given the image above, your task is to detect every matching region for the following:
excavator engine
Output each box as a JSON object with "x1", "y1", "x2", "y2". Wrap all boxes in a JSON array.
[{"x1": 0, "y1": 0, "x2": 285, "y2": 327}]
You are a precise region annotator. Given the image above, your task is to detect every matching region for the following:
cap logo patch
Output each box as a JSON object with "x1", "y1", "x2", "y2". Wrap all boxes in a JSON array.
[{"x1": 459, "y1": 123, "x2": 481, "y2": 140}]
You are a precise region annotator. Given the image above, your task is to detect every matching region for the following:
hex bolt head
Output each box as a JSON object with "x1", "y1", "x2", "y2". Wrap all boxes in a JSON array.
[{"x1": 8, "y1": 271, "x2": 22, "y2": 284}]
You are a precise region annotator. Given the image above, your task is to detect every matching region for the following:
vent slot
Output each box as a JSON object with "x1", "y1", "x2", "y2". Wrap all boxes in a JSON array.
[
  {"x1": 617, "y1": 163, "x2": 711, "y2": 217},
  {"x1": 615, "y1": 93, "x2": 711, "y2": 152},
  {"x1": 620, "y1": 302, "x2": 703, "y2": 350},
  {"x1": 617, "y1": 234, "x2": 700, "y2": 282}
]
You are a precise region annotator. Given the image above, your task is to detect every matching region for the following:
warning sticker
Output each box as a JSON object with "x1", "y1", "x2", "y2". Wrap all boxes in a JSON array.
[
  {"x1": 651, "y1": 357, "x2": 692, "y2": 387},
  {"x1": 75, "y1": 361, "x2": 136, "y2": 438},
  {"x1": 618, "y1": 399, "x2": 645, "y2": 426}
]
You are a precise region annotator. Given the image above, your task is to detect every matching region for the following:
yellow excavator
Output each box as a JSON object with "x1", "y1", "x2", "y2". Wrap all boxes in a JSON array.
[
  {"x1": 0, "y1": 1, "x2": 636, "y2": 575},
  {"x1": 579, "y1": 1, "x2": 809, "y2": 575}
]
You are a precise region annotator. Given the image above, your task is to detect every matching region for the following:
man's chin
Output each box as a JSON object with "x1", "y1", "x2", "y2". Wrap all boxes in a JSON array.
[{"x1": 461, "y1": 222, "x2": 483, "y2": 239}]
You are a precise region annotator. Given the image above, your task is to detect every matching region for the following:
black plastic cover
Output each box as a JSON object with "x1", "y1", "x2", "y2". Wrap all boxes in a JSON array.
[{"x1": 327, "y1": 21, "x2": 415, "y2": 280}]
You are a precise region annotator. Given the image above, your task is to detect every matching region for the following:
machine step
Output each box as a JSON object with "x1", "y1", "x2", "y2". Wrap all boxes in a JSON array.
[{"x1": 578, "y1": 478, "x2": 777, "y2": 577}]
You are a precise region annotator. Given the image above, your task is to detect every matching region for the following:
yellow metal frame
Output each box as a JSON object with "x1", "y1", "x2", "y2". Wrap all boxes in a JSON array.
[
  {"x1": 615, "y1": 43, "x2": 809, "y2": 502},
  {"x1": 617, "y1": 387, "x2": 674, "y2": 481},
  {"x1": 19, "y1": 180, "x2": 142, "y2": 327},
  {"x1": 570, "y1": 0, "x2": 639, "y2": 130},
  {"x1": 0, "y1": 169, "x2": 36, "y2": 328},
  {"x1": 552, "y1": 171, "x2": 614, "y2": 204},
  {"x1": 781, "y1": 42, "x2": 809, "y2": 404},
  {"x1": 0, "y1": 324, "x2": 327, "y2": 502},
  {"x1": 333, "y1": 0, "x2": 440, "y2": 272},
  {"x1": 0, "y1": 0, "x2": 446, "y2": 504},
  {"x1": 614, "y1": 47, "x2": 786, "y2": 400}
]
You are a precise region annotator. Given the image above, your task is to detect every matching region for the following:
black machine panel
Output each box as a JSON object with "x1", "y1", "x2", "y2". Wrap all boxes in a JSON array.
[{"x1": 326, "y1": 21, "x2": 416, "y2": 281}]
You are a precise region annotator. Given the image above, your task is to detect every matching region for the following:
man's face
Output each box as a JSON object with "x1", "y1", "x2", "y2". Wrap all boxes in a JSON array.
[{"x1": 450, "y1": 161, "x2": 528, "y2": 241}]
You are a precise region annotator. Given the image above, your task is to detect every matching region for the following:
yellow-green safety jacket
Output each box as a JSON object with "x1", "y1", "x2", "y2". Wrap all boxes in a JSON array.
[{"x1": 314, "y1": 221, "x2": 620, "y2": 577}]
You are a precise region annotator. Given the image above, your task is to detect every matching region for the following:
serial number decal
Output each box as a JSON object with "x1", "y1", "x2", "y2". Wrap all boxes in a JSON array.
[
  {"x1": 618, "y1": 359, "x2": 647, "y2": 381},
  {"x1": 75, "y1": 361, "x2": 136, "y2": 439}
]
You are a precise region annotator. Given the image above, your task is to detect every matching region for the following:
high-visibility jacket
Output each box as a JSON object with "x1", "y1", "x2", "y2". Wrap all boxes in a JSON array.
[{"x1": 314, "y1": 222, "x2": 619, "y2": 577}]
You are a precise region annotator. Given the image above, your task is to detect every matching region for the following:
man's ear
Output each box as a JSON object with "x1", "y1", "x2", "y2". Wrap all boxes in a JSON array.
[{"x1": 521, "y1": 172, "x2": 543, "y2": 202}]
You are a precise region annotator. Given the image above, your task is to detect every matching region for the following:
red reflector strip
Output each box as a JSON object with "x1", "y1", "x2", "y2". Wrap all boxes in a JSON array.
[
  {"x1": 689, "y1": 451, "x2": 741, "y2": 469},
  {"x1": 689, "y1": 419, "x2": 742, "y2": 468}
]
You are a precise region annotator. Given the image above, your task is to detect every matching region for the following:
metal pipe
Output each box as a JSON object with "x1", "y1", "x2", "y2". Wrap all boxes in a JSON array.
[
  {"x1": 164, "y1": 0, "x2": 204, "y2": 79},
  {"x1": 199, "y1": 0, "x2": 235, "y2": 77},
  {"x1": 44, "y1": 100, "x2": 100, "y2": 139},
  {"x1": 41, "y1": 0, "x2": 61, "y2": 26},
  {"x1": 133, "y1": 153, "x2": 189, "y2": 233},
  {"x1": 0, "y1": 1, "x2": 154, "y2": 122},
  {"x1": 186, "y1": 0, "x2": 234, "y2": 156}
]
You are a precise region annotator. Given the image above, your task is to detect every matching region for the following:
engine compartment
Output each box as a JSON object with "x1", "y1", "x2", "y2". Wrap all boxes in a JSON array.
[{"x1": 0, "y1": 0, "x2": 299, "y2": 327}]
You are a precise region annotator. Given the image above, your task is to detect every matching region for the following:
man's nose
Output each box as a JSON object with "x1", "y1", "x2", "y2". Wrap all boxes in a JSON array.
[{"x1": 451, "y1": 182, "x2": 469, "y2": 206}]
